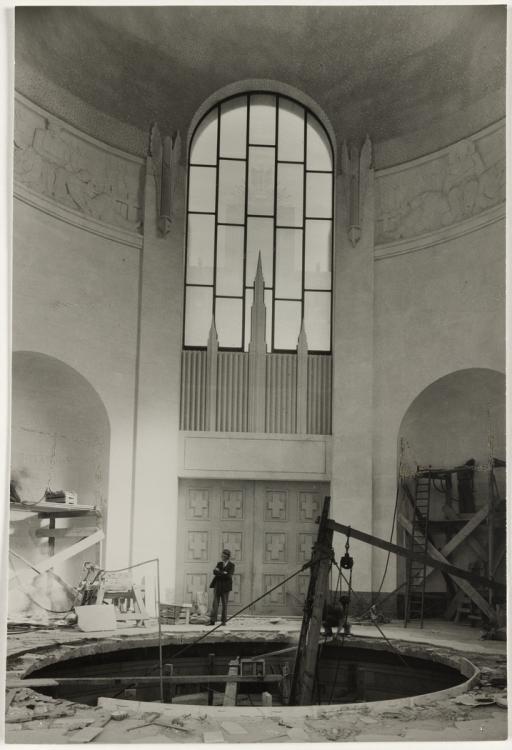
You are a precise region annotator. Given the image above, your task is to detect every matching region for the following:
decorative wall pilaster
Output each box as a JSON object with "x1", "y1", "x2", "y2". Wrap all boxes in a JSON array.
[{"x1": 331, "y1": 137, "x2": 375, "y2": 592}]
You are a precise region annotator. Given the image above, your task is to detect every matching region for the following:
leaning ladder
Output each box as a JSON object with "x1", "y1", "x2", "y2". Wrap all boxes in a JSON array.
[{"x1": 404, "y1": 469, "x2": 432, "y2": 627}]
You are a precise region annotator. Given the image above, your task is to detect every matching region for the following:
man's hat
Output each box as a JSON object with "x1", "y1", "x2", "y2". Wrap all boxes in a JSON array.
[{"x1": 222, "y1": 549, "x2": 231, "y2": 557}]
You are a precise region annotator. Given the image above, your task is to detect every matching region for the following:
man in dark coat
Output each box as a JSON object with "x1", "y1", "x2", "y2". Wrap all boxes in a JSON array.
[{"x1": 209, "y1": 549, "x2": 235, "y2": 625}]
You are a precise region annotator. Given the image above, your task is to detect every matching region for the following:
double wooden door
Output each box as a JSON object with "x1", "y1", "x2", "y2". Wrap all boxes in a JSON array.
[{"x1": 176, "y1": 479, "x2": 329, "y2": 616}]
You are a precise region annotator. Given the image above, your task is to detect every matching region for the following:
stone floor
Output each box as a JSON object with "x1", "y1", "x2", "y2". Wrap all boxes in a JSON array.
[{"x1": 4, "y1": 616, "x2": 509, "y2": 744}]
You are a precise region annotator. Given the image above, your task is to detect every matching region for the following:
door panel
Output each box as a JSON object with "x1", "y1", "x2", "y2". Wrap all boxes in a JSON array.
[{"x1": 177, "y1": 479, "x2": 328, "y2": 616}]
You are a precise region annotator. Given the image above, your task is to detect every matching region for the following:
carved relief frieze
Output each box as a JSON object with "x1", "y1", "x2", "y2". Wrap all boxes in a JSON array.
[
  {"x1": 375, "y1": 124, "x2": 505, "y2": 244},
  {"x1": 14, "y1": 97, "x2": 142, "y2": 233}
]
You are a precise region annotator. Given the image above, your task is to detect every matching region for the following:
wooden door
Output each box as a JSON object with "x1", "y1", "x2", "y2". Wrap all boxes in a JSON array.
[
  {"x1": 177, "y1": 479, "x2": 255, "y2": 613},
  {"x1": 176, "y1": 479, "x2": 329, "y2": 616},
  {"x1": 252, "y1": 482, "x2": 328, "y2": 615}
]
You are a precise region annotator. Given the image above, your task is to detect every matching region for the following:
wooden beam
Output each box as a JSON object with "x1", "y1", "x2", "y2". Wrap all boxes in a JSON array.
[
  {"x1": 35, "y1": 527, "x2": 99, "y2": 539},
  {"x1": 398, "y1": 514, "x2": 497, "y2": 623},
  {"x1": 6, "y1": 675, "x2": 283, "y2": 689},
  {"x1": 10, "y1": 530, "x2": 104, "y2": 586},
  {"x1": 440, "y1": 505, "x2": 488, "y2": 559},
  {"x1": 223, "y1": 659, "x2": 239, "y2": 706},
  {"x1": 326, "y1": 519, "x2": 505, "y2": 594},
  {"x1": 290, "y1": 496, "x2": 333, "y2": 706}
]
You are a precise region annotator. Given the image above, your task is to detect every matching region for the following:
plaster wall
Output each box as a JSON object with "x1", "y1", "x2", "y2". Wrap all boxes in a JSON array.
[
  {"x1": 372, "y1": 217, "x2": 505, "y2": 591},
  {"x1": 12, "y1": 197, "x2": 140, "y2": 573}
]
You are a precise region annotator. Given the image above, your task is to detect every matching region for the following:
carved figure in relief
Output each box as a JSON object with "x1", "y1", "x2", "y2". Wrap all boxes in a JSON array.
[
  {"x1": 14, "y1": 113, "x2": 141, "y2": 232},
  {"x1": 377, "y1": 137, "x2": 503, "y2": 242}
]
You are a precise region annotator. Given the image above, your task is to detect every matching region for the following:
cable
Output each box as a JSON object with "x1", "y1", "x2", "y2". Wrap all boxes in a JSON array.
[{"x1": 8, "y1": 554, "x2": 74, "y2": 614}]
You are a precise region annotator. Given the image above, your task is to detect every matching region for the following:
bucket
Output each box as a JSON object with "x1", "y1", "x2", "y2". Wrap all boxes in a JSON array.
[{"x1": 75, "y1": 604, "x2": 117, "y2": 632}]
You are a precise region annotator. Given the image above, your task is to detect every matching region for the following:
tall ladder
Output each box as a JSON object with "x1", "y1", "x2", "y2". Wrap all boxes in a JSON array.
[{"x1": 404, "y1": 468, "x2": 432, "y2": 627}]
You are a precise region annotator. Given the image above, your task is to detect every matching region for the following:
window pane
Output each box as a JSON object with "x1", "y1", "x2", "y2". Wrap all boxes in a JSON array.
[
  {"x1": 304, "y1": 292, "x2": 331, "y2": 351},
  {"x1": 274, "y1": 300, "x2": 301, "y2": 350},
  {"x1": 249, "y1": 94, "x2": 276, "y2": 145},
  {"x1": 189, "y1": 166, "x2": 216, "y2": 212},
  {"x1": 219, "y1": 97, "x2": 247, "y2": 158},
  {"x1": 278, "y1": 98, "x2": 304, "y2": 161},
  {"x1": 248, "y1": 146, "x2": 275, "y2": 216},
  {"x1": 277, "y1": 163, "x2": 303, "y2": 226},
  {"x1": 216, "y1": 225, "x2": 244, "y2": 296},
  {"x1": 184, "y1": 286, "x2": 213, "y2": 347},
  {"x1": 187, "y1": 214, "x2": 215, "y2": 285},
  {"x1": 190, "y1": 108, "x2": 218, "y2": 165},
  {"x1": 306, "y1": 114, "x2": 332, "y2": 171},
  {"x1": 305, "y1": 220, "x2": 332, "y2": 290},
  {"x1": 218, "y1": 160, "x2": 245, "y2": 223},
  {"x1": 275, "y1": 228, "x2": 302, "y2": 299},
  {"x1": 244, "y1": 288, "x2": 273, "y2": 351},
  {"x1": 306, "y1": 173, "x2": 332, "y2": 218},
  {"x1": 246, "y1": 217, "x2": 273, "y2": 286},
  {"x1": 215, "y1": 298, "x2": 243, "y2": 348}
]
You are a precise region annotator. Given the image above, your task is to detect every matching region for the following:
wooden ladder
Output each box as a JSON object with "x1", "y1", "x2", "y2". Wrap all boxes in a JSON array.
[{"x1": 404, "y1": 469, "x2": 432, "y2": 627}]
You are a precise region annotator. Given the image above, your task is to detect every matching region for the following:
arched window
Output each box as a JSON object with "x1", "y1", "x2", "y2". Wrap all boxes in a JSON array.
[{"x1": 184, "y1": 93, "x2": 333, "y2": 352}]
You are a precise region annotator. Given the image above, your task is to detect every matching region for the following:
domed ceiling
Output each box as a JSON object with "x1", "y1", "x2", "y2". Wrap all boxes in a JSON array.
[{"x1": 14, "y1": 5, "x2": 506, "y2": 168}]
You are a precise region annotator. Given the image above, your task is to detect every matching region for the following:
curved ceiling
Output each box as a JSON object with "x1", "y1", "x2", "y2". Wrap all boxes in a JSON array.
[{"x1": 14, "y1": 5, "x2": 506, "y2": 167}]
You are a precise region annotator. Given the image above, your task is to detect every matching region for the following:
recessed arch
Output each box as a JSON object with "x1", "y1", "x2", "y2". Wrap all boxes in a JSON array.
[{"x1": 10, "y1": 351, "x2": 111, "y2": 599}]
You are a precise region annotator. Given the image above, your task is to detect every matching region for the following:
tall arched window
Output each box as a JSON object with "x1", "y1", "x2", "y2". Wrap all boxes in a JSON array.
[{"x1": 184, "y1": 93, "x2": 333, "y2": 353}]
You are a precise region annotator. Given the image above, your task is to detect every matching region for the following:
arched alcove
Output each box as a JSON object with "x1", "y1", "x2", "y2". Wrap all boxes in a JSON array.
[
  {"x1": 396, "y1": 367, "x2": 505, "y2": 595},
  {"x1": 9, "y1": 351, "x2": 110, "y2": 618}
]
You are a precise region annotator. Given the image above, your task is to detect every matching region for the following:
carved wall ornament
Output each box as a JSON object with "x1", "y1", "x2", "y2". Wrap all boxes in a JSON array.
[
  {"x1": 14, "y1": 97, "x2": 142, "y2": 233},
  {"x1": 375, "y1": 127, "x2": 505, "y2": 244},
  {"x1": 149, "y1": 122, "x2": 182, "y2": 236},
  {"x1": 341, "y1": 136, "x2": 373, "y2": 247}
]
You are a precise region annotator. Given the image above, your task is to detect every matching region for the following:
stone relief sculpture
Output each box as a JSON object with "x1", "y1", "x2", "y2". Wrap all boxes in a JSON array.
[
  {"x1": 376, "y1": 133, "x2": 505, "y2": 243},
  {"x1": 14, "y1": 104, "x2": 141, "y2": 233},
  {"x1": 149, "y1": 122, "x2": 181, "y2": 235}
]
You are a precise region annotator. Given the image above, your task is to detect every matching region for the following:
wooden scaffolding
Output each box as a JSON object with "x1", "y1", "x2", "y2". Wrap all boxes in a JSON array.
[{"x1": 398, "y1": 458, "x2": 506, "y2": 628}]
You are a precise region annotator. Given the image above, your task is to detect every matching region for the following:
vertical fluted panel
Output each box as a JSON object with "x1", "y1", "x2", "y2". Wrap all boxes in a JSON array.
[
  {"x1": 266, "y1": 354, "x2": 297, "y2": 433},
  {"x1": 216, "y1": 352, "x2": 249, "y2": 431},
  {"x1": 180, "y1": 350, "x2": 207, "y2": 430},
  {"x1": 307, "y1": 355, "x2": 332, "y2": 434}
]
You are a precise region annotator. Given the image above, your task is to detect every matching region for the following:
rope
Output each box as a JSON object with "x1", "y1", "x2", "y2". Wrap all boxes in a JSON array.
[
  {"x1": 8, "y1": 553, "x2": 74, "y2": 615},
  {"x1": 169, "y1": 561, "x2": 313, "y2": 661},
  {"x1": 336, "y1": 567, "x2": 410, "y2": 669},
  {"x1": 327, "y1": 533, "x2": 353, "y2": 704}
]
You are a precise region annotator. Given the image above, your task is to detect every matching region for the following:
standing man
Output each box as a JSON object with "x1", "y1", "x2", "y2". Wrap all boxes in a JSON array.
[{"x1": 209, "y1": 549, "x2": 235, "y2": 626}]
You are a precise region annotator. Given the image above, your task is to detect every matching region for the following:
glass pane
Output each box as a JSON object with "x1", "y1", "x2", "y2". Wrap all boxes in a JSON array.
[
  {"x1": 190, "y1": 108, "x2": 218, "y2": 165},
  {"x1": 244, "y1": 288, "x2": 273, "y2": 351},
  {"x1": 278, "y1": 98, "x2": 304, "y2": 161},
  {"x1": 219, "y1": 97, "x2": 247, "y2": 158},
  {"x1": 249, "y1": 94, "x2": 276, "y2": 145},
  {"x1": 305, "y1": 220, "x2": 332, "y2": 290},
  {"x1": 248, "y1": 146, "x2": 275, "y2": 216},
  {"x1": 215, "y1": 298, "x2": 243, "y2": 348},
  {"x1": 216, "y1": 225, "x2": 244, "y2": 296},
  {"x1": 306, "y1": 173, "x2": 332, "y2": 218},
  {"x1": 187, "y1": 214, "x2": 215, "y2": 285},
  {"x1": 277, "y1": 163, "x2": 303, "y2": 227},
  {"x1": 246, "y1": 217, "x2": 274, "y2": 286},
  {"x1": 274, "y1": 300, "x2": 301, "y2": 350},
  {"x1": 304, "y1": 292, "x2": 331, "y2": 351},
  {"x1": 188, "y1": 166, "x2": 216, "y2": 212},
  {"x1": 218, "y1": 160, "x2": 245, "y2": 223},
  {"x1": 275, "y1": 228, "x2": 302, "y2": 299},
  {"x1": 184, "y1": 286, "x2": 213, "y2": 347},
  {"x1": 306, "y1": 114, "x2": 332, "y2": 171}
]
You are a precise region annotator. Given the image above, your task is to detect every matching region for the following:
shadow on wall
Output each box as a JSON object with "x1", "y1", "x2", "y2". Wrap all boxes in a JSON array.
[
  {"x1": 397, "y1": 367, "x2": 505, "y2": 591},
  {"x1": 9, "y1": 351, "x2": 110, "y2": 622}
]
